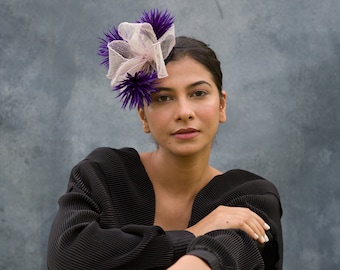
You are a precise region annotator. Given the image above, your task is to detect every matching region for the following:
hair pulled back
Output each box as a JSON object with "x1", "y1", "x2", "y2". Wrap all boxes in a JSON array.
[{"x1": 165, "y1": 36, "x2": 223, "y2": 93}]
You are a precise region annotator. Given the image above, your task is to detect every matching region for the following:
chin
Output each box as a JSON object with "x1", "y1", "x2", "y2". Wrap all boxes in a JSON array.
[{"x1": 167, "y1": 144, "x2": 211, "y2": 158}]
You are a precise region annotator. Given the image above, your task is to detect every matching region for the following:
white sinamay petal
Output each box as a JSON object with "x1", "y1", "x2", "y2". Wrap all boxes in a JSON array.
[{"x1": 106, "y1": 22, "x2": 175, "y2": 88}]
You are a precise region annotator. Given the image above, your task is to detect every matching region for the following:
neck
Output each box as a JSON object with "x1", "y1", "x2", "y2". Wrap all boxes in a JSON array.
[{"x1": 141, "y1": 148, "x2": 219, "y2": 198}]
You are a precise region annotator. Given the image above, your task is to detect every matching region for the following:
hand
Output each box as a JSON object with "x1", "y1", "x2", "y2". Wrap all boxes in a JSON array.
[
  {"x1": 186, "y1": 206, "x2": 270, "y2": 244},
  {"x1": 167, "y1": 255, "x2": 210, "y2": 270}
]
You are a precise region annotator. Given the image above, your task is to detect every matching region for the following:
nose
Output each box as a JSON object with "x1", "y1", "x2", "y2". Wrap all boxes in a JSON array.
[{"x1": 174, "y1": 97, "x2": 194, "y2": 121}]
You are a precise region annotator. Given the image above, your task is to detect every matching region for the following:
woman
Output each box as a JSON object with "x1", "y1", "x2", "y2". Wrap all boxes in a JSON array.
[{"x1": 47, "y1": 9, "x2": 283, "y2": 270}]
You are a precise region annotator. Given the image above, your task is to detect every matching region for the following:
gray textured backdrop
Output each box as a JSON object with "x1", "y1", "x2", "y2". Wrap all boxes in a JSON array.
[{"x1": 1, "y1": 0, "x2": 339, "y2": 269}]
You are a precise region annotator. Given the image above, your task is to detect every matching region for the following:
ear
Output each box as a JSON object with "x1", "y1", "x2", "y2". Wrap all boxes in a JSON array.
[
  {"x1": 219, "y1": 90, "x2": 227, "y2": 123},
  {"x1": 138, "y1": 108, "x2": 151, "y2": 133}
]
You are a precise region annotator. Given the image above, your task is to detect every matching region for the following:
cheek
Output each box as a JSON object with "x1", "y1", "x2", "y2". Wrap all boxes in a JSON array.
[
  {"x1": 146, "y1": 111, "x2": 170, "y2": 132},
  {"x1": 197, "y1": 105, "x2": 221, "y2": 133},
  {"x1": 198, "y1": 104, "x2": 220, "y2": 122}
]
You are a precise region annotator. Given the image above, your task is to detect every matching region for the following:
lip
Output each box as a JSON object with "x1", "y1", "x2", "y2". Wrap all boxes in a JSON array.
[{"x1": 172, "y1": 128, "x2": 200, "y2": 140}]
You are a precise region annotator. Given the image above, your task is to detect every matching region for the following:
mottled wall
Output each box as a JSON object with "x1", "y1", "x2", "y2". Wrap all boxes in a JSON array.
[{"x1": 1, "y1": 0, "x2": 339, "y2": 269}]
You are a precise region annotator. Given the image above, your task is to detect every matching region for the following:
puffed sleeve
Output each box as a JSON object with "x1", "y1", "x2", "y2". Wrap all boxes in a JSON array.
[{"x1": 47, "y1": 148, "x2": 195, "y2": 270}]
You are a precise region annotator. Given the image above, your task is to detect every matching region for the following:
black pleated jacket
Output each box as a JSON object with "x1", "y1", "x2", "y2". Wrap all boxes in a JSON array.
[{"x1": 47, "y1": 147, "x2": 283, "y2": 269}]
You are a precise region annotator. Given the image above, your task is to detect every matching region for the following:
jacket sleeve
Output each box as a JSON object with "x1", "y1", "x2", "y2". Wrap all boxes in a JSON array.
[
  {"x1": 47, "y1": 157, "x2": 194, "y2": 270},
  {"x1": 186, "y1": 179, "x2": 283, "y2": 270}
]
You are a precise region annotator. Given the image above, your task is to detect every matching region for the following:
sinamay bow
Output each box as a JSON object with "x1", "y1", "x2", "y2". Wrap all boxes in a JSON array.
[{"x1": 106, "y1": 22, "x2": 176, "y2": 88}]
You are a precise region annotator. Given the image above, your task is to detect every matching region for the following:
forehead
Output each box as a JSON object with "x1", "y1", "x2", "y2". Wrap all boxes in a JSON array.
[{"x1": 158, "y1": 56, "x2": 215, "y2": 87}]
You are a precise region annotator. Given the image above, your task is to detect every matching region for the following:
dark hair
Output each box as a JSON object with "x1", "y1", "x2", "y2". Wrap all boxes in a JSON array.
[{"x1": 165, "y1": 36, "x2": 223, "y2": 93}]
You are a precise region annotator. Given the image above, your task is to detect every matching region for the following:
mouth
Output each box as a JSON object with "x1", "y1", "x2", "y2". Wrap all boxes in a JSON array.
[
  {"x1": 173, "y1": 128, "x2": 199, "y2": 134},
  {"x1": 172, "y1": 128, "x2": 200, "y2": 139}
]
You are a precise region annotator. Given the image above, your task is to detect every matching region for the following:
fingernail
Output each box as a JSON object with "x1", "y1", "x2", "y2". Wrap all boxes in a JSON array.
[
  {"x1": 254, "y1": 233, "x2": 259, "y2": 239},
  {"x1": 260, "y1": 236, "x2": 266, "y2": 243},
  {"x1": 264, "y1": 234, "x2": 269, "y2": 242},
  {"x1": 264, "y1": 223, "x2": 270, "y2": 230}
]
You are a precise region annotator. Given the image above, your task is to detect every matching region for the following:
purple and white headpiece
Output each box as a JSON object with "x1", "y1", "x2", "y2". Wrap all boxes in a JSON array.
[{"x1": 98, "y1": 9, "x2": 176, "y2": 109}]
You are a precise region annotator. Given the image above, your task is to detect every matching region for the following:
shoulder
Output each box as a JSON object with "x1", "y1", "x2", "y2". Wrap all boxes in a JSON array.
[
  {"x1": 75, "y1": 147, "x2": 141, "y2": 169},
  {"x1": 224, "y1": 169, "x2": 265, "y2": 181},
  {"x1": 71, "y1": 147, "x2": 141, "y2": 179},
  {"x1": 191, "y1": 169, "x2": 282, "y2": 224},
  {"x1": 68, "y1": 147, "x2": 145, "y2": 190},
  {"x1": 84, "y1": 147, "x2": 139, "y2": 163},
  {"x1": 213, "y1": 169, "x2": 280, "y2": 197}
]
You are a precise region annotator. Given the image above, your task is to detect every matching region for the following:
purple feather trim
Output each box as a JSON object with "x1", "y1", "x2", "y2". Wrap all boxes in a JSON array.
[
  {"x1": 98, "y1": 27, "x2": 122, "y2": 69},
  {"x1": 114, "y1": 71, "x2": 158, "y2": 109},
  {"x1": 137, "y1": 9, "x2": 175, "y2": 39}
]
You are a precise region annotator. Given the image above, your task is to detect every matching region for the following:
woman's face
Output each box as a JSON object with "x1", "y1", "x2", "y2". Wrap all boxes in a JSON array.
[{"x1": 138, "y1": 56, "x2": 226, "y2": 157}]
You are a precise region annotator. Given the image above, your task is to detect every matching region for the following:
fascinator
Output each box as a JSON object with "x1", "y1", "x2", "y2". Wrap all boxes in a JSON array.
[{"x1": 98, "y1": 9, "x2": 176, "y2": 109}]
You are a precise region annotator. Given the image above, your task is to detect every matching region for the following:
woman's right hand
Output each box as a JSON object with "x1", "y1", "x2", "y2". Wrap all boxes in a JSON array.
[{"x1": 186, "y1": 206, "x2": 270, "y2": 244}]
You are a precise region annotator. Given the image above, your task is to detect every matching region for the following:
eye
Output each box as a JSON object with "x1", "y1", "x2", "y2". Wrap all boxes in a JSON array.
[
  {"x1": 191, "y1": 90, "x2": 208, "y2": 97},
  {"x1": 155, "y1": 95, "x2": 172, "y2": 102}
]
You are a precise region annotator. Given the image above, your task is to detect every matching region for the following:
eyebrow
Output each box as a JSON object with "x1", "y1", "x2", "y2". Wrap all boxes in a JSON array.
[{"x1": 156, "y1": 80, "x2": 213, "y2": 91}]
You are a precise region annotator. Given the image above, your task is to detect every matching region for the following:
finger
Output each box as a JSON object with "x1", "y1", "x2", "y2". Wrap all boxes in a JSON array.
[
  {"x1": 247, "y1": 210, "x2": 271, "y2": 231},
  {"x1": 248, "y1": 219, "x2": 266, "y2": 243},
  {"x1": 238, "y1": 222, "x2": 268, "y2": 243},
  {"x1": 242, "y1": 210, "x2": 270, "y2": 242},
  {"x1": 264, "y1": 222, "x2": 271, "y2": 230},
  {"x1": 237, "y1": 222, "x2": 261, "y2": 241}
]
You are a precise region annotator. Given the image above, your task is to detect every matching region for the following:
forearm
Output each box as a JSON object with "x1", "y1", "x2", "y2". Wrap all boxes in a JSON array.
[
  {"x1": 48, "y1": 211, "x2": 195, "y2": 270},
  {"x1": 47, "y1": 189, "x2": 194, "y2": 269},
  {"x1": 168, "y1": 255, "x2": 211, "y2": 270},
  {"x1": 187, "y1": 229, "x2": 265, "y2": 269}
]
